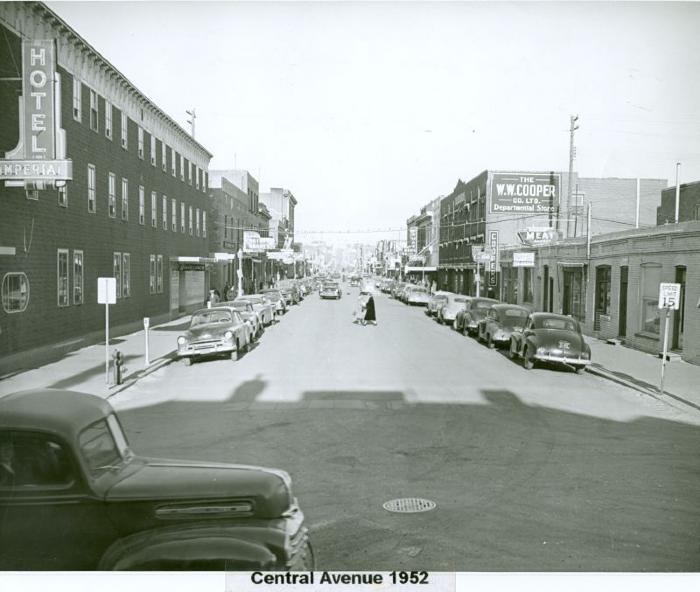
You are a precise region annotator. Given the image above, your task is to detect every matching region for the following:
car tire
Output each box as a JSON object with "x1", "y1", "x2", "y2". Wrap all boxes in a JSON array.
[
  {"x1": 575, "y1": 366, "x2": 586, "y2": 375},
  {"x1": 507, "y1": 342, "x2": 516, "y2": 360},
  {"x1": 487, "y1": 334, "x2": 495, "y2": 349},
  {"x1": 522, "y1": 346, "x2": 534, "y2": 370},
  {"x1": 437, "y1": 315, "x2": 443, "y2": 325},
  {"x1": 231, "y1": 346, "x2": 239, "y2": 361},
  {"x1": 182, "y1": 357, "x2": 192, "y2": 366}
]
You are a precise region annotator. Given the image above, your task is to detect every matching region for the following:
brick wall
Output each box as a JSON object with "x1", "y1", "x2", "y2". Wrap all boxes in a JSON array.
[{"x1": 657, "y1": 181, "x2": 700, "y2": 224}]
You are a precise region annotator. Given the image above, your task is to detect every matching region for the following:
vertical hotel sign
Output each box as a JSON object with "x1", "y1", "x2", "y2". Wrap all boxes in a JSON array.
[{"x1": 1, "y1": 40, "x2": 72, "y2": 182}]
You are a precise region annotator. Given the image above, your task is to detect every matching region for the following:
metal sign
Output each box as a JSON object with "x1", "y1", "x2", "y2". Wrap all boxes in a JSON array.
[
  {"x1": 488, "y1": 230, "x2": 499, "y2": 287},
  {"x1": 97, "y1": 277, "x2": 117, "y2": 304},
  {"x1": 658, "y1": 283, "x2": 681, "y2": 310},
  {"x1": 513, "y1": 252, "x2": 535, "y2": 267},
  {"x1": 24, "y1": 40, "x2": 56, "y2": 160},
  {"x1": 243, "y1": 231, "x2": 262, "y2": 252},
  {"x1": 491, "y1": 172, "x2": 559, "y2": 214},
  {"x1": 517, "y1": 227, "x2": 560, "y2": 246},
  {"x1": 0, "y1": 160, "x2": 73, "y2": 181}
]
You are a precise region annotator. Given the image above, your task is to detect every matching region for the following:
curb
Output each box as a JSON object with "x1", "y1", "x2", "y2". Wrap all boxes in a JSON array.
[{"x1": 106, "y1": 350, "x2": 177, "y2": 399}]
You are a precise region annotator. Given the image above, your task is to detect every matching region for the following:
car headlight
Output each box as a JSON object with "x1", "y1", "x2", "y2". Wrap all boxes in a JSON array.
[
  {"x1": 582, "y1": 351, "x2": 590, "y2": 359},
  {"x1": 224, "y1": 331, "x2": 234, "y2": 340},
  {"x1": 536, "y1": 347, "x2": 547, "y2": 355},
  {"x1": 177, "y1": 336, "x2": 187, "y2": 345}
]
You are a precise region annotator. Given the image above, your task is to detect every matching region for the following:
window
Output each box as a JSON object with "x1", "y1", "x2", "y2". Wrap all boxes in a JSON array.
[
  {"x1": 150, "y1": 135, "x2": 156, "y2": 166},
  {"x1": 196, "y1": 208, "x2": 200, "y2": 237},
  {"x1": 122, "y1": 253, "x2": 130, "y2": 298},
  {"x1": 641, "y1": 264, "x2": 662, "y2": 334},
  {"x1": 171, "y1": 198, "x2": 177, "y2": 231},
  {"x1": 595, "y1": 266, "x2": 611, "y2": 316},
  {"x1": 138, "y1": 186, "x2": 145, "y2": 225},
  {"x1": 0, "y1": 433, "x2": 75, "y2": 489},
  {"x1": 87, "y1": 164, "x2": 96, "y2": 213},
  {"x1": 179, "y1": 154, "x2": 185, "y2": 181},
  {"x1": 57, "y1": 249, "x2": 69, "y2": 307},
  {"x1": 113, "y1": 252, "x2": 122, "y2": 298},
  {"x1": 72, "y1": 77, "x2": 81, "y2": 122},
  {"x1": 202, "y1": 210, "x2": 207, "y2": 238},
  {"x1": 195, "y1": 166, "x2": 200, "y2": 190},
  {"x1": 121, "y1": 178, "x2": 129, "y2": 221},
  {"x1": 73, "y1": 250, "x2": 83, "y2": 305},
  {"x1": 151, "y1": 191, "x2": 157, "y2": 228},
  {"x1": 695, "y1": 203, "x2": 700, "y2": 221},
  {"x1": 58, "y1": 185, "x2": 67, "y2": 207},
  {"x1": 156, "y1": 255, "x2": 163, "y2": 293},
  {"x1": 188, "y1": 205, "x2": 193, "y2": 235},
  {"x1": 120, "y1": 112, "x2": 128, "y2": 149},
  {"x1": 161, "y1": 142, "x2": 167, "y2": 172},
  {"x1": 105, "y1": 100, "x2": 112, "y2": 139},
  {"x1": 180, "y1": 202, "x2": 185, "y2": 233},
  {"x1": 203, "y1": 171, "x2": 208, "y2": 192},
  {"x1": 26, "y1": 188, "x2": 38, "y2": 200},
  {"x1": 162, "y1": 195, "x2": 168, "y2": 230},
  {"x1": 89, "y1": 89, "x2": 98, "y2": 132},
  {"x1": 108, "y1": 173, "x2": 116, "y2": 218},
  {"x1": 149, "y1": 255, "x2": 156, "y2": 294},
  {"x1": 171, "y1": 147, "x2": 176, "y2": 177},
  {"x1": 79, "y1": 419, "x2": 122, "y2": 477},
  {"x1": 137, "y1": 127, "x2": 144, "y2": 159},
  {"x1": 2, "y1": 273, "x2": 29, "y2": 313},
  {"x1": 188, "y1": 161, "x2": 193, "y2": 186}
]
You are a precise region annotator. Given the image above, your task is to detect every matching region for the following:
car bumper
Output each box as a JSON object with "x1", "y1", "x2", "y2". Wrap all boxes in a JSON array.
[
  {"x1": 178, "y1": 342, "x2": 236, "y2": 357},
  {"x1": 534, "y1": 355, "x2": 591, "y2": 366}
]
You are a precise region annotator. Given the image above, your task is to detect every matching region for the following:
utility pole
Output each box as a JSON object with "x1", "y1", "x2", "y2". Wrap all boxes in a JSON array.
[
  {"x1": 675, "y1": 162, "x2": 681, "y2": 223},
  {"x1": 186, "y1": 108, "x2": 196, "y2": 139},
  {"x1": 565, "y1": 115, "x2": 579, "y2": 238}
]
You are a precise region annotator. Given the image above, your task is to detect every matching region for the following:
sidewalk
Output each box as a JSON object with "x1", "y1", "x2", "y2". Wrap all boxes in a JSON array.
[
  {"x1": 0, "y1": 316, "x2": 188, "y2": 400},
  {"x1": 585, "y1": 336, "x2": 700, "y2": 414}
]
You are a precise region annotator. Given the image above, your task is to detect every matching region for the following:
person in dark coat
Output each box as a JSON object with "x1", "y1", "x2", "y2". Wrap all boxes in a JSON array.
[{"x1": 363, "y1": 294, "x2": 377, "y2": 325}]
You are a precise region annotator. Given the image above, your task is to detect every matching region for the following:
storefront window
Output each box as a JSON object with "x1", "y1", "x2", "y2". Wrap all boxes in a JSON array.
[
  {"x1": 2, "y1": 273, "x2": 30, "y2": 313},
  {"x1": 595, "y1": 266, "x2": 611, "y2": 315},
  {"x1": 522, "y1": 268, "x2": 533, "y2": 303},
  {"x1": 641, "y1": 264, "x2": 661, "y2": 334}
]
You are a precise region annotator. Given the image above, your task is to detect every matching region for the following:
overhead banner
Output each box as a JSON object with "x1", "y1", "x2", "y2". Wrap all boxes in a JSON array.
[{"x1": 491, "y1": 172, "x2": 560, "y2": 214}]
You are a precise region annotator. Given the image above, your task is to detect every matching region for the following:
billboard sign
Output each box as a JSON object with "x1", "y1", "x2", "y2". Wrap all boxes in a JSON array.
[
  {"x1": 491, "y1": 172, "x2": 560, "y2": 214},
  {"x1": 513, "y1": 252, "x2": 535, "y2": 267},
  {"x1": 517, "y1": 227, "x2": 560, "y2": 246}
]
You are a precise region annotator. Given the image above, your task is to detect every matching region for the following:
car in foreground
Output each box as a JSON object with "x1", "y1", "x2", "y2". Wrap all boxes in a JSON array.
[
  {"x1": 0, "y1": 389, "x2": 314, "y2": 570},
  {"x1": 236, "y1": 295, "x2": 276, "y2": 326},
  {"x1": 320, "y1": 282, "x2": 342, "y2": 299},
  {"x1": 509, "y1": 312, "x2": 592, "y2": 373},
  {"x1": 177, "y1": 307, "x2": 250, "y2": 364},
  {"x1": 455, "y1": 297, "x2": 500, "y2": 335},
  {"x1": 261, "y1": 289, "x2": 287, "y2": 316},
  {"x1": 477, "y1": 303, "x2": 530, "y2": 348},
  {"x1": 436, "y1": 294, "x2": 471, "y2": 326},
  {"x1": 406, "y1": 285, "x2": 430, "y2": 306}
]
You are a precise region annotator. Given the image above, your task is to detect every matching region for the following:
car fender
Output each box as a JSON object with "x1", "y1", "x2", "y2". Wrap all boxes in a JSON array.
[
  {"x1": 98, "y1": 525, "x2": 283, "y2": 571},
  {"x1": 524, "y1": 336, "x2": 539, "y2": 355}
]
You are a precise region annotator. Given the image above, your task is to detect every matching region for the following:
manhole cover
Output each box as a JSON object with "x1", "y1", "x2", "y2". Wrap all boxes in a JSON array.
[{"x1": 383, "y1": 498, "x2": 436, "y2": 513}]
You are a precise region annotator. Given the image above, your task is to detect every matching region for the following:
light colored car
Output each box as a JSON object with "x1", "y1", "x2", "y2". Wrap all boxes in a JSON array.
[
  {"x1": 406, "y1": 286, "x2": 430, "y2": 306},
  {"x1": 436, "y1": 294, "x2": 471, "y2": 325},
  {"x1": 177, "y1": 307, "x2": 250, "y2": 365},
  {"x1": 320, "y1": 282, "x2": 342, "y2": 299},
  {"x1": 261, "y1": 289, "x2": 287, "y2": 315},
  {"x1": 477, "y1": 304, "x2": 530, "y2": 348},
  {"x1": 237, "y1": 295, "x2": 276, "y2": 326},
  {"x1": 455, "y1": 297, "x2": 500, "y2": 335},
  {"x1": 426, "y1": 291, "x2": 453, "y2": 316},
  {"x1": 221, "y1": 300, "x2": 263, "y2": 340}
]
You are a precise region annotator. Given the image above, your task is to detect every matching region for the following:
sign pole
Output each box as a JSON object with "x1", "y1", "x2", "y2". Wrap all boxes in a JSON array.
[
  {"x1": 475, "y1": 260, "x2": 480, "y2": 297},
  {"x1": 660, "y1": 308, "x2": 670, "y2": 395},
  {"x1": 144, "y1": 317, "x2": 150, "y2": 367},
  {"x1": 105, "y1": 303, "x2": 109, "y2": 384}
]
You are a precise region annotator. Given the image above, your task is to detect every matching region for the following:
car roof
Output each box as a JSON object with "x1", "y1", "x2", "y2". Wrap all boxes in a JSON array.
[
  {"x1": 0, "y1": 389, "x2": 112, "y2": 439},
  {"x1": 492, "y1": 303, "x2": 529, "y2": 311}
]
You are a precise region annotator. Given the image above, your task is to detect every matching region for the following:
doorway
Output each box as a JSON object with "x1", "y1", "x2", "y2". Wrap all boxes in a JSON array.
[
  {"x1": 618, "y1": 266, "x2": 628, "y2": 337},
  {"x1": 672, "y1": 266, "x2": 686, "y2": 350}
]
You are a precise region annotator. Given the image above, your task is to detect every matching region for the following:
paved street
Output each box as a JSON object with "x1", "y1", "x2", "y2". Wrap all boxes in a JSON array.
[{"x1": 105, "y1": 287, "x2": 700, "y2": 571}]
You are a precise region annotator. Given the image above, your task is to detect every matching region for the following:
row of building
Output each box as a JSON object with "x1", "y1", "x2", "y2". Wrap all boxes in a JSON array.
[
  {"x1": 0, "y1": 3, "x2": 300, "y2": 370},
  {"x1": 391, "y1": 171, "x2": 700, "y2": 365}
]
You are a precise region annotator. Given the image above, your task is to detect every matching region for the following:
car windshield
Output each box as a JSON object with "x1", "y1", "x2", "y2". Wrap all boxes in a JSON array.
[
  {"x1": 410, "y1": 287, "x2": 427, "y2": 293},
  {"x1": 79, "y1": 415, "x2": 131, "y2": 475},
  {"x1": 453, "y1": 297, "x2": 467, "y2": 303},
  {"x1": 323, "y1": 283, "x2": 338, "y2": 289},
  {"x1": 264, "y1": 291, "x2": 282, "y2": 299},
  {"x1": 432, "y1": 295, "x2": 448, "y2": 301},
  {"x1": 499, "y1": 309, "x2": 528, "y2": 327},
  {"x1": 190, "y1": 310, "x2": 233, "y2": 326},
  {"x1": 534, "y1": 316, "x2": 579, "y2": 332},
  {"x1": 474, "y1": 300, "x2": 496, "y2": 309}
]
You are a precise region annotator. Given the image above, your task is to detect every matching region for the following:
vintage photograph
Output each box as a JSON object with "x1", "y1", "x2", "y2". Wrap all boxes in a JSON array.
[{"x1": 1, "y1": 0, "x2": 699, "y2": 587}]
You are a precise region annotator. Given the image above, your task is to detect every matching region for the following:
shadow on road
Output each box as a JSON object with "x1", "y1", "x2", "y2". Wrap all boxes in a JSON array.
[
  {"x1": 48, "y1": 354, "x2": 141, "y2": 389},
  {"x1": 152, "y1": 320, "x2": 191, "y2": 332}
]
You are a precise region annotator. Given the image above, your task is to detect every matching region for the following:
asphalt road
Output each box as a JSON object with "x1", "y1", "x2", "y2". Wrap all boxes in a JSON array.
[{"x1": 112, "y1": 286, "x2": 700, "y2": 571}]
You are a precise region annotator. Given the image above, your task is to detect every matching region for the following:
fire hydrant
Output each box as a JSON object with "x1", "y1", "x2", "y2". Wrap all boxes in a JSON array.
[{"x1": 110, "y1": 349, "x2": 125, "y2": 386}]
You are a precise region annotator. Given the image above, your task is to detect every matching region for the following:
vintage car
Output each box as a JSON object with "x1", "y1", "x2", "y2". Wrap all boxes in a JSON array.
[
  {"x1": 454, "y1": 297, "x2": 500, "y2": 335},
  {"x1": 436, "y1": 294, "x2": 471, "y2": 325},
  {"x1": 406, "y1": 285, "x2": 431, "y2": 306},
  {"x1": 391, "y1": 281, "x2": 407, "y2": 299},
  {"x1": 237, "y1": 295, "x2": 276, "y2": 326},
  {"x1": 398, "y1": 284, "x2": 416, "y2": 303},
  {"x1": 277, "y1": 281, "x2": 301, "y2": 305},
  {"x1": 261, "y1": 289, "x2": 287, "y2": 315},
  {"x1": 426, "y1": 291, "x2": 452, "y2": 316},
  {"x1": 476, "y1": 303, "x2": 530, "y2": 348},
  {"x1": 349, "y1": 275, "x2": 361, "y2": 287},
  {"x1": 509, "y1": 312, "x2": 592, "y2": 373},
  {"x1": 221, "y1": 300, "x2": 263, "y2": 339},
  {"x1": 177, "y1": 307, "x2": 250, "y2": 365},
  {"x1": 320, "y1": 282, "x2": 342, "y2": 299},
  {"x1": 0, "y1": 389, "x2": 314, "y2": 571}
]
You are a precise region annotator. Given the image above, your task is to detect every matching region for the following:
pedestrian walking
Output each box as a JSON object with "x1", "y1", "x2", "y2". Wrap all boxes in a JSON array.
[{"x1": 363, "y1": 293, "x2": 377, "y2": 326}]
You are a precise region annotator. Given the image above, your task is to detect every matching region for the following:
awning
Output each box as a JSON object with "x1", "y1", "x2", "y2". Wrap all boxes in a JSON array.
[
  {"x1": 405, "y1": 266, "x2": 437, "y2": 273},
  {"x1": 557, "y1": 261, "x2": 585, "y2": 268}
]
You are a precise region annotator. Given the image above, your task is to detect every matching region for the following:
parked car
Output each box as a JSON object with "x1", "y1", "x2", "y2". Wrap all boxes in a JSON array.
[
  {"x1": 391, "y1": 282, "x2": 407, "y2": 299},
  {"x1": 177, "y1": 307, "x2": 250, "y2": 365},
  {"x1": 399, "y1": 284, "x2": 416, "y2": 303},
  {"x1": 436, "y1": 294, "x2": 471, "y2": 326},
  {"x1": 237, "y1": 295, "x2": 276, "y2": 326},
  {"x1": 426, "y1": 291, "x2": 452, "y2": 316},
  {"x1": 509, "y1": 312, "x2": 592, "y2": 373},
  {"x1": 277, "y1": 281, "x2": 301, "y2": 305},
  {"x1": 455, "y1": 297, "x2": 500, "y2": 335},
  {"x1": 320, "y1": 282, "x2": 342, "y2": 299},
  {"x1": 476, "y1": 303, "x2": 530, "y2": 348},
  {"x1": 349, "y1": 275, "x2": 361, "y2": 287},
  {"x1": 406, "y1": 285, "x2": 431, "y2": 306},
  {"x1": 0, "y1": 389, "x2": 314, "y2": 570},
  {"x1": 261, "y1": 289, "x2": 287, "y2": 315},
  {"x1": 221, "y1": 300, "x2": 263, "y2": 340}
]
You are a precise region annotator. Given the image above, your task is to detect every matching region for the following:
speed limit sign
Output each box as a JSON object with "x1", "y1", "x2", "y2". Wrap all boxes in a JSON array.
[{"x1": 658, "y1": 283, "x2": 681, "y2": 310}]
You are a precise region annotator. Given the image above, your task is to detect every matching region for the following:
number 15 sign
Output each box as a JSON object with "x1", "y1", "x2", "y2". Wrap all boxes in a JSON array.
[{"x1": 658, "y1": 283, "x2": 681, "y2": 310}]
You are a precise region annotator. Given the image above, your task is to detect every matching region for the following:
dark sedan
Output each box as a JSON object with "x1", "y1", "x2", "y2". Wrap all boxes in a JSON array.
[
  {"x1": 477, "y1": 303, "x2": 530, "y2": 349},
  {"x1": 454, "y1": 297, "x2": 499, "y2": 335}
]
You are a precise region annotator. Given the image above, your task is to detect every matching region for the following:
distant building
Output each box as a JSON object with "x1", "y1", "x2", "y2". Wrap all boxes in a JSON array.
[
  {"x1": 260, "y1": 187, "x2": 297, "y2": 245},
  {"x1": 657, "y1": 180, "x2": 700, "y2": 224}
]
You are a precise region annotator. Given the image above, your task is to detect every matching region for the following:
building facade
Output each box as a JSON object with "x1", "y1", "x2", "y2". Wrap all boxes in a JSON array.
[
  {"x1": 0, "y1": 3, "x2": 212, "y2": 370},
  {"x1": 657, "y1": 180, "x2": 700, "y2": 225},
  {"x1": 405, "y1": 196, "x2": 440, "y2": 284}
]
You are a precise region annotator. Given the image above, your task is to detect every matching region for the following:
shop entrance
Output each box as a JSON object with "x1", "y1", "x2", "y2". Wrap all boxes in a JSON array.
[
  {"x1": 563, "y1": 266, "x2": 585, "y2": 322},
  {"x1": 618, "y1": 266, "x2": 628, "y2": 337},
  {"x1": 672, "y1": 266, "x2": 686, "y2": 350}
]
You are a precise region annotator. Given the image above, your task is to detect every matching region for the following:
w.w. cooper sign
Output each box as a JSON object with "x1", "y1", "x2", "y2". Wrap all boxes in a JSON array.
[{"x1": 491, "y1": 172, "x2": 560, "y2": 214}]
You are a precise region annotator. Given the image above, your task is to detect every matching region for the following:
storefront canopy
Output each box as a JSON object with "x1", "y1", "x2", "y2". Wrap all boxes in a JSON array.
[{"x1": 405, "y1": 266, "x2": 437, "y2": 273}]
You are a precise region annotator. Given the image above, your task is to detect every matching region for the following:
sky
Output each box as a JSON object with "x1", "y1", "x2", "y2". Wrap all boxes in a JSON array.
[{"x1": 47, "y1": 1, "x2": 700, "y2": 246}]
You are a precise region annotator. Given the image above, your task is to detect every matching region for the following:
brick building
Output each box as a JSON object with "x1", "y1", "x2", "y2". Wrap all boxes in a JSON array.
[
  {"x1": 499, "y1": 221, "x2": 700, "y2": 365},
  {"x1": 0, "y1": 2, "x2": 212, "y2": 371},
  {"x1": 657, "y1": 180, "x2": 700, "y2": 225},
  {"x1": 405, "y1": 197, "x2": 440, "y2": 284}
]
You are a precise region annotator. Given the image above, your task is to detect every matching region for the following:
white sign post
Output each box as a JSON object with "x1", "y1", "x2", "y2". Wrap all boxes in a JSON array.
[
  {"x1": 97, "y1": 278, "x2": 117, "y2": 384},
  {"x1": 143, "y1": 317, "x2": 150, "y2": 367},
  {"x1": 658, "y1": 282, "x2": 681, "y2": 395}
]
